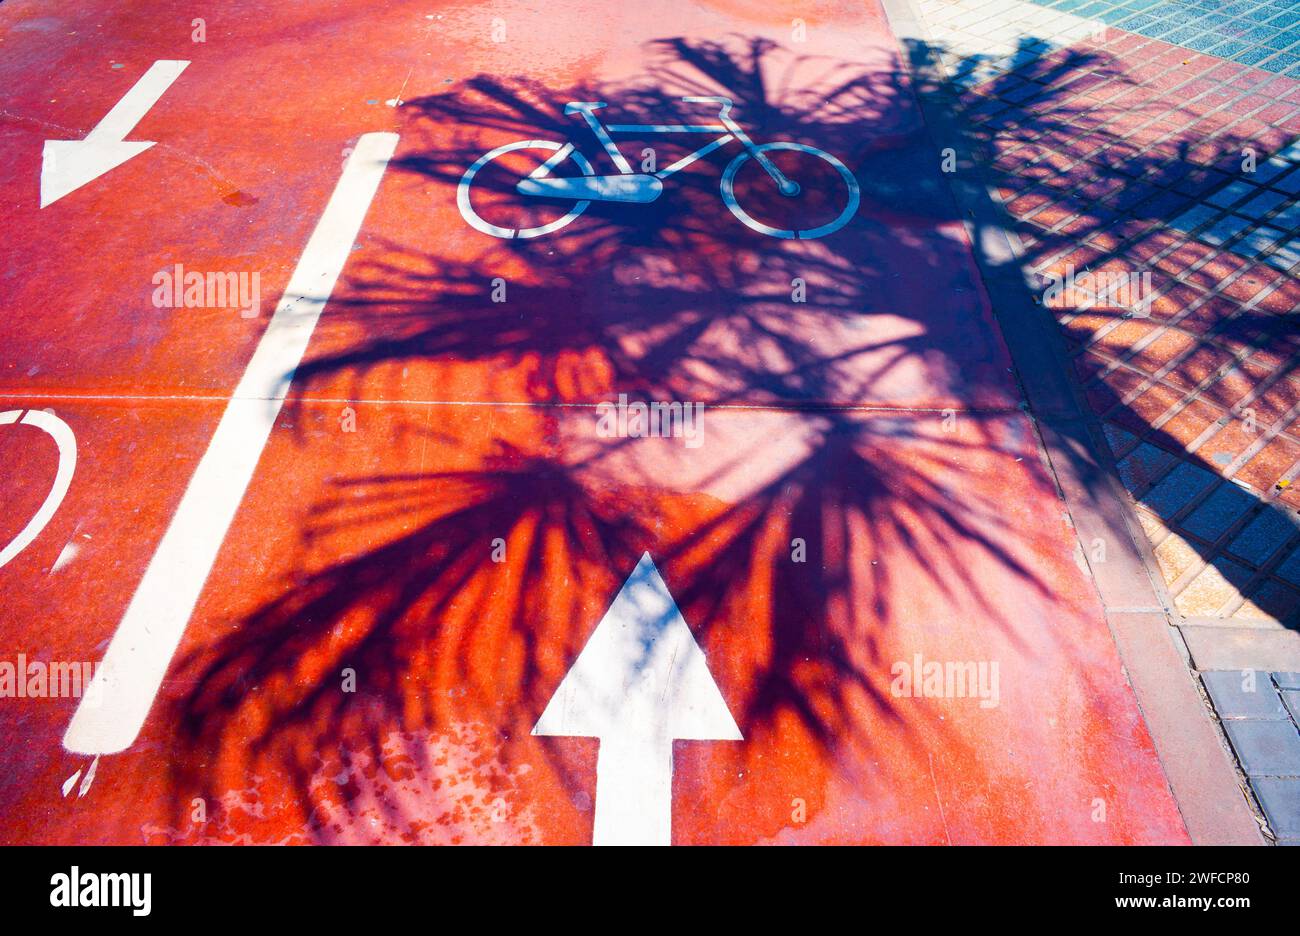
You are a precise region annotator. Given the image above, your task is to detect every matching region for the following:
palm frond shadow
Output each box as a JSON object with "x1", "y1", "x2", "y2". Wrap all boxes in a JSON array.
[{"x1": 166, "y1": 32, "x2": 1287, "y2": 840}]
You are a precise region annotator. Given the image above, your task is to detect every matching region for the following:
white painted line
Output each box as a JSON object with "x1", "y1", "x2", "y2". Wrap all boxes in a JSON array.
[
  {"x1": 41, "y1": 60, "x2": 190, "y2": 208},
  {"x1": 0, "y1": 409, "x2": 77, "y2": 569},
  {"x1": 91, "y1": 60, "x2": 190, "y2": 141},
  {"x1": 62, "y1": 132, "x2": 399, "y2": 756},
  {"x1": 533, "y1": 552, "x2": 741, "y2": 845}
]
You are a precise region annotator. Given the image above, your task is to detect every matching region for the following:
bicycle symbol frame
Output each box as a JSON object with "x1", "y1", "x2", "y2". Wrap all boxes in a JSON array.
[{"x1": 457, "y1": 96, "x2": 860, "y2": 240}]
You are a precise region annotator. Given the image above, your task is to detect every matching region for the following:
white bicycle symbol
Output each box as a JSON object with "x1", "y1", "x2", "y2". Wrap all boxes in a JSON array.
[
  {"x1": 0, "y1": 409, "x2": 76, "y2": 569},
  {"x1": 457, "y1": 96, "x2": 860, "y2": 240}
]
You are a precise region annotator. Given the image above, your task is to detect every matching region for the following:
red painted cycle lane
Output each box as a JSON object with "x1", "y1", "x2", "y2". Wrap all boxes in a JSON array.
[
  {"x1": 0, "y1": 0, "x2": 1188, "y2": 843},
  {"x1": 0, "y1": 0, "x2": 426, "y2": 836}
]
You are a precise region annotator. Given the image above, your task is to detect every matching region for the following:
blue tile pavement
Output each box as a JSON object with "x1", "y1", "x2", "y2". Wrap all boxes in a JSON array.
[
  {"x1": 1139, "y1": 461, "x2": 1219, "y2": 518},
  {"x1": 1029, "y1": 0, "x2": 1300, "y2": 75},
  {"x1": 1227, "y1": 508, "x2": 1299, "y2": 566},
  {"x1": 1182, "y1": 483, "x2": 1256, "y2": 541},
  {"x1": 1276, "y1": 547, "x2": 1300, "y2": 587}
]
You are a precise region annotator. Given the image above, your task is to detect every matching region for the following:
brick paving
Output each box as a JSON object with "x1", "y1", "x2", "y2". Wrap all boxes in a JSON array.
[
  {"x1": 918, "y1": 0, "x2": 1300, "y2": 626},
  {"x1": 910, "y1": 0, "x2": 1300, "y2": 841}
]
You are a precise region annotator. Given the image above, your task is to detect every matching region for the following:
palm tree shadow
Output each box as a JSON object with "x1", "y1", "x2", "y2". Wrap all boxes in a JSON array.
[
  {"x1": 901, "y1": 32, "x2": 1300, "y2": 629},
  {"x1": 164, "y1": 33, "x2": 1217, "y2": 842}
]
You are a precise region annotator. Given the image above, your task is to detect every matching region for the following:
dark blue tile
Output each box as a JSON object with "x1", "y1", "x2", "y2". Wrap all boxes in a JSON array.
[
  {"x1": 1227, "y1": 508, "x2": 1300, "y2": 565},
  {"x1": 1252, "y1": 777, "x2": 1300, "y2": 838},
  {"x1": 1203, "y1": 670, "x2": 1290, "y2": 718},
  {"x1": 1162, "y1": 26, "x2": 1204, "y2": 44},
  {"x1": 1148, "y1": 20, "x2": 1187, "y2": 38},
  {"x1": 1201, "y1": 213, "x2": 1254, "y2": 246},
  {"x1": 1118, "y1": 443, "x2": 1177, "y2": 493},
  {"x1": 1209, "y1": 39, "x2": 1252, "y2": 58},
  {"x1": 1184, "y1": 32, "x2": 1228, "y2": 52},
  {"x1": 1240, "y1": 25, "x2": 1282, "y2": 44},
  {"x1": 1183, "y1": 483, "x2": 1256, "y2": 541},
  {"x1": 1237, "y1": 46, "x2": 1282, "y2": 66},
  {"x1": 1284, "y1": 689, "x2": 1300, "y2": 723},
  {"x1": 1275, "y1": 546, "x2": 1300, "y2": 587},
  {"x1": 1264, "y1": 50, "x2": 1300, "y2": 70},
  {"x1": 1263, "y1": 30, "x2": 1300, "y2": 50},
  {"x1": 1118, "y1": 12, "x2": 1160, "y2": 28},
  {"x1": 1140, "y1": 461, "x2": 1219, "y2": 518},
  {"x1": 1222, "y1": 719, "x2": 1300, "y2": 775}
]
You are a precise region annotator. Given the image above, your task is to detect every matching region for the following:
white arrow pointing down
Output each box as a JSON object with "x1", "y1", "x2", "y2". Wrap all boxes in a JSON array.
[
  {"x1": 41, "y1": 60, "x2": 189, "y2": 208},
  {"x1": 533, "y1": 552, "x2": 742, "y2": 846}
]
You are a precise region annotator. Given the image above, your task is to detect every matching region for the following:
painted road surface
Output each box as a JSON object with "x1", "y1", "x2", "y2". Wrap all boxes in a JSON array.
[{"x1": 0, "y1": 0, "x2": 1188, "y2": 844}]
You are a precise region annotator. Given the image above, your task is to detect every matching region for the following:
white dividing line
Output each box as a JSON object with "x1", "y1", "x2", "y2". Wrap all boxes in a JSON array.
[{"x1": 62, "y1": 132, "x2": 399, "y2": 756}]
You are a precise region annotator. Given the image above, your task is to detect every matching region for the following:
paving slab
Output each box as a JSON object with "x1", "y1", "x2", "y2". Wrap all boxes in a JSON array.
[
  {"x1": 1181, "y1": 623, "x2": 1300, "y2": 671},
  {"x1": 1282, "y1": 689, "x2": 1300, "y2": 723},
  {"x1": 1251, "y1": 776, "x2": 1300, "y2": 840},
  {"x1": 1221, "y1": 718, "x2": 1300, "y2": 776},
  {"x1": 1201, "y1": 669, "x2": 1290, "y2": 719}
]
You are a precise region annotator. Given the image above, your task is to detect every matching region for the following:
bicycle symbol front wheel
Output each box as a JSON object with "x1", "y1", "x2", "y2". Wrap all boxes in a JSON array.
[
  {"x1": 457, "y1": 139, "x2": 595, "y2": 239},
  {"x1": 721, "y1": 142, "x2": 860, "y2": 239}
]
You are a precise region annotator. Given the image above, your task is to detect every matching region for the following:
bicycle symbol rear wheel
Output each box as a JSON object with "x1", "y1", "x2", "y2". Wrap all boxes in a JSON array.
[
  {"x1": 721, "y1": 142, "x2": 860, "y2": 239},
  {"x1": 457, "y1": 139, "x2": 595, "y2": 239}
]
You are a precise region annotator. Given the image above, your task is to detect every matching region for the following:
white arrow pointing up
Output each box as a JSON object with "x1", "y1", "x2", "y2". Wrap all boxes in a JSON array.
[
  {"x1": 533, "y1": 552, "x2": 742, "y2": 846},
  {"x1": 40, "y1": 60, "x2": 189, "y2": 208}
]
